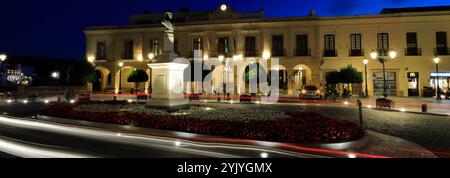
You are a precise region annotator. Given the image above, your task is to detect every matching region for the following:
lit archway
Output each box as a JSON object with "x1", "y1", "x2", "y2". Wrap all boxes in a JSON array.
[
  {"x1": 94, "y1": 66, "x2": 111, "y2": 92},
  {"x1": 270, "y1": 65, "x2": 288, "y2": 91},
  {"x1": 115, "y1": 66, "x2": 136, "y2": 93},
  {"x1": 292, "y1": 64, "x2": 312, "y2": 92}
]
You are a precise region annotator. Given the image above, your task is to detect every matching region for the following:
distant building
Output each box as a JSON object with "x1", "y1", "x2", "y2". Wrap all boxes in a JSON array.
[
  {"x1": 85, "y1": 4, "x2": 450, "y2": 97},
  {"x1": 1, "y1": 64, "x2": 35, "y2": 86}
]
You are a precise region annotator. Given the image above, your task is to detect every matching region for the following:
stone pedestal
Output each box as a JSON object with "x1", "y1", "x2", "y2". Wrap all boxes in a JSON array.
[
  {"x1": 147, "y1": 32, "x2": 188, "y2": 107},
  {"x1": 147, "y1": 62, "x2": 188, "y2": 107}
]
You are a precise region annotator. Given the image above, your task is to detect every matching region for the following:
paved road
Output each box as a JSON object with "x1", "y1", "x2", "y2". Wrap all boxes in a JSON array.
[
  {"x1": 1, "y1": 101, "x2": 449, "y2": 157},
  {"x1": 0, "y1": 113, "x2": 321, "y2": 158}
]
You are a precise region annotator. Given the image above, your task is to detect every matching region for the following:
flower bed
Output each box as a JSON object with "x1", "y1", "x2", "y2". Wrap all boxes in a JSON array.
[{"x1": 41, "y1": 101, "x2": 366, "y2": 144}]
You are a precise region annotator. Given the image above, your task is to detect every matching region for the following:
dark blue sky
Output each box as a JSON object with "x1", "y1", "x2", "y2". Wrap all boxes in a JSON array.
[{"x1": 1, "y1": 0, "x2": 449, "y2": 59}]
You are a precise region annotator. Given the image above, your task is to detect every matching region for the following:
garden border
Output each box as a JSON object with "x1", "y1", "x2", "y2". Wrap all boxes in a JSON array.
[{"x1": 36, "y1": 114, "x2": 369, "y2": 152}]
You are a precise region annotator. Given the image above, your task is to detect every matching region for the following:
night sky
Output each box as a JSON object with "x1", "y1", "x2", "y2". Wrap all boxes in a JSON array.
[{"x1": 1, "y1": 0, "x2": 450, "y2": 59}]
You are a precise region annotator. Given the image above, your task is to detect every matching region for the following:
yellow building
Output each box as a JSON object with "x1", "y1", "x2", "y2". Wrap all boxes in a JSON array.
[{"x1": 85, "y1": 4, "x2": 450, "y2": 97}]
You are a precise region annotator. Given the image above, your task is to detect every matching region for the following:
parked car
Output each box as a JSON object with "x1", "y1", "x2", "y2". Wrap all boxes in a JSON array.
[{"x1": 299, "y1": 85, "x2": 321, "y2": 99}]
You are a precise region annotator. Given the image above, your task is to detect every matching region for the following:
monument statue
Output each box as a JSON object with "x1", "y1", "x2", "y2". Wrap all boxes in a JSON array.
[
  {"x1": 147, "y1": 11, "x2": 188, "y2": 108},
  {"x1": 161, "y1": 12, "x2": 174, "y2": 33}
]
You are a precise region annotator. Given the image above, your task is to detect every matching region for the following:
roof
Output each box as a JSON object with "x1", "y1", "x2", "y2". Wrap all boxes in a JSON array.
[{"x1": 381, "y1": 5, "x2": 450, "y2": 14}]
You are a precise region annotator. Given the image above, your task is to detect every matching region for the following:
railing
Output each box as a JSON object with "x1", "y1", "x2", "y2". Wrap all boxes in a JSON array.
[
  {"x1": 377, "y1": 49, "x2": 389, "y2": 56},
  {"x1": 349, "y1": 49, "x2": 364, "y2": 57},
  {"x1": 271, "y1": 49, "x2": 286, "y2": 57},
  {"x1": 294, "y1": 48, "x2": 311, "y2": 56},
  {"x1": 239, "y1": 11, "x2": 263, "y2": 19},
  {"x1": 121, "y1": 53, "x2": 134, "y2": 60},
  {"x1": 322, "y1": 50, "x2": 337, "y2": 57},
  {"x1": 405, "y1": 48, "x2": 422, "y2": 56},
  {"x1": 435, "y1": 47, "x2": 450, "y2": 56},
  {"x1": 96, "y1": 54, "x2": 107, "y2": 60},
  {"x1": 244, "y1": 50, "x2": 259, "y2": 57}
]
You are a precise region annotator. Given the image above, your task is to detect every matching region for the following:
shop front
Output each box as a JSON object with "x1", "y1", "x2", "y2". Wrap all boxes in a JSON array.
[
  {"x1": 430, "y1": 72, "x2": 450, "y2": 94},
  {"x1": 407, "y1": 72, "x2": 419, "y2": 96},
  {"x1": 373, "y1": 71, "x2": 397, "y2": 96}
]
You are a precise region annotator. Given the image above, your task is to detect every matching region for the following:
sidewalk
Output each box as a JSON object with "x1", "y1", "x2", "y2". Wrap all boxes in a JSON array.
[{"x1": 343, "y1": 96, "x2": 450, "y2": 116}]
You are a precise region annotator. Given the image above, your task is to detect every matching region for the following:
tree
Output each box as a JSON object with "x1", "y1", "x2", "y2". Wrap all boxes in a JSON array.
[
  {"x1": 325, "y1": 71, "x2": 341, "y2": 85},
  {"x1": 127, "y1": 69, "x2": 149, "y2": 90},
  {"x1": 339, "y1": 65, "x2": 363, "y2": 85},
  {"x1": 66, "y1": 60, "x2": 96, "y2": 92}
]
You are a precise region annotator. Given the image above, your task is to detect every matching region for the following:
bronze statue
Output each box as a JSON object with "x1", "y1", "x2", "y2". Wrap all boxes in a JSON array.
[{"x1": 161, "y1": 12, "x2": 174, "y2": 33}]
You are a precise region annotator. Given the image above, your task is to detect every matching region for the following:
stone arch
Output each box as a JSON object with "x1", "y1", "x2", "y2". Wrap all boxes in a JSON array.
[
  {"x1": 115, "y1": 66, "x2": 136, "y2": 93},
  {"x1": 292, "y1": 64, "x2": 313, "y2": 93},
  {"x1": 94, "y1": 66, "x2": 111, "y2": 92},
  {"x1": 270, "y1": 64, "x2": 289, "y2": 91}
]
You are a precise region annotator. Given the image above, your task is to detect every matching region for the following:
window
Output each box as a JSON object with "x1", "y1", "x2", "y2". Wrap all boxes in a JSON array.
[
  {"x1": 96, "y1": 41, "x2": 107, "y2": 59},
  {"x1": 377, "y1": 33, "x2": 389, "y2": 54},
  {"x1": 217, "y1": 37, "x2": 229, "y2": 56},
  {"x1": 192, "y1": 37, "x2": 202, "y2": 50},
  {"x1": 272, "y1": 35, "x2": 284, "y2": 56},
  {"x1": 123, "y1": 40, "x2": 134, "y2": 59},
  {"x1": 149, "y1": 39, "x2": 159, "y2": 55},
  {"x1": 323, "y1": 34, "x2": 336, "y2": 57},
  {"x1": 436, "y1": 31, "x2": 448, "y2": 55},
  {"x1": 245, "y1": 36, "x2": 257, "y2": 57},
  {"x1": 350, "y1": 34, "x2": 362, "y2": 56},
  {"x1": 406, "y1": 32, "x2": 421, "y2": 56},
  {"x1": 295, "y1": 35, "x2": 309, "y2": 56}
]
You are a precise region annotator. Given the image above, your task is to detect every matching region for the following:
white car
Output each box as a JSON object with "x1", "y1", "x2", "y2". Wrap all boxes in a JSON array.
[{"x1": 299, "y1": 85, "x2": 321, "y2": 99}]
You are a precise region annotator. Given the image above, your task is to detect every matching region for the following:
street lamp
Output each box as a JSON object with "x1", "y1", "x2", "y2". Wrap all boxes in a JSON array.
[
  {"x1": 370, "y1": 49, "x2": 397, "y2": 98},
  {"x1": 118, "y1": 62, "x2": 124, "y2": 94},
  {"x1": 148, "y1": 53, "x2": 154, "y2": 61},
  {"x1": 87, "y1": 56, "x2": 95, "y2": 63},
  {"x1": 262, "y1": 51, "x2": 271, "y2": 60},
  {"x1": 51, "y1": 71, "x2": 60, "y2": 103},
  {"x1": 433, "y1": 57, "x2": 441, "y2": 100},
  {"x1": 363, "y1": 59, "x2": 369, "y2": 98},
  {"x1": 0, "y1": 54, "x2": 7, "y2": 87}
]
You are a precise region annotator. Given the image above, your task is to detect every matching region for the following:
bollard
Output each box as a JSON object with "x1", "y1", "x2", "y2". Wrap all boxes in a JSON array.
[
  {"x1": 113, "y1": 96, "x2": 117, "y2": 101},
  {"x1": 422, "y1": 104, "x2": 427, "y2": 113},
  {"x1": 357, "y1": 99, "x2": 363, "y2": 127}
]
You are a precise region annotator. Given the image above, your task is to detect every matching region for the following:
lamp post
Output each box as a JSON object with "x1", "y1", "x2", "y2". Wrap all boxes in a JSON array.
[
  {"x1": 363, "y1": 59, "x2": 369, "y2": 98},
  {"x1": 433, "y1": 57, "x2": 441, "y2": 100},
  {"x1": 370, "y1": 49, "x2": 397, "y2": 98},
  {"x1": 0, "y1": 54, "x2": 7, "y2": 87},
  {"x1": 51, "y1": 71, "x2": 60, "y2": 103},
  {"x1": 118, "y1": 62, "x2": 124, "y2": 94}
]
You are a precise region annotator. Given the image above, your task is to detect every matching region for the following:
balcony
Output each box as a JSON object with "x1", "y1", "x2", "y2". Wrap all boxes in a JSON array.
[
  {"x1": 405, "y1": 48, "x2": 422, "y2": 56},
  {"x1": 294, "y1": 48, "x2": 311, "y2": 56},
  {"x1": 244, "y1": 50, "x2": 259, "y2": 57},
  {"x1": 322, "y1": 50, "x2": 337, "y2": 57},
  {"x1": 435, "y1": 47, "x2": 450, "y2": 56},
  {"x1": 349, "y1": 49, "x2": 364, "y2": 57},
  {"x1": 121, "y1": 52, "x2": 134, "y2": 60},
  {"x1": 271, "y1": 49, "x2": 285, "y2": 57},
  {"x1": 96, "y1": 54, "x2": 107, "y2": 60}
]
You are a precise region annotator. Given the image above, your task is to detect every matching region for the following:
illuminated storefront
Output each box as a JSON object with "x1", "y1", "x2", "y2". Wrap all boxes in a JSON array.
[{"x1": 430, "y1": 72, "x2": 450, "y2": 93}]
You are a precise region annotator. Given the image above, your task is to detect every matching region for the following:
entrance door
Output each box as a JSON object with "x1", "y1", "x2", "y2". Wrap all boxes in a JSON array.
[
  {"x1": 373, "y1": 72, "x2": 397, "y2": 96},
  {"x1": 407, "y1": 72, "x2": 419, "y2": 96}
]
